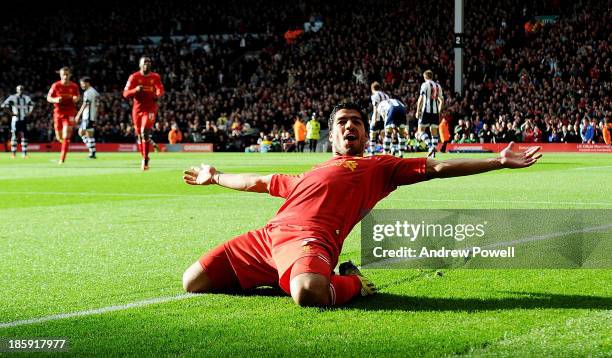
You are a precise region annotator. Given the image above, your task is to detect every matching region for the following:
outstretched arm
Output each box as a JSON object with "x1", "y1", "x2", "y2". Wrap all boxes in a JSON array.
[
  {"x1": 426, "y1": 142, "x2": 541, "y2": 179},
  {"x1": 183, "y1": 164, "x2": 272, "y2": 193}
]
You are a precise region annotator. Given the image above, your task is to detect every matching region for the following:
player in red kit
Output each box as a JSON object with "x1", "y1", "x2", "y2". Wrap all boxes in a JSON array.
[
  {"x1": 182, "y1": 102, "x2": 542, "y2": 307},
  {"x1": 47, "y1": 67, "x2": 80, "y2": 164},
  {"x1": 123, "y1": 56, "x2": 164, "y2": 170}
]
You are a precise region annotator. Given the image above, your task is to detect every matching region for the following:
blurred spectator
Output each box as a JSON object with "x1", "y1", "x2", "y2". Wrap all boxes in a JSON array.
[
  {"x1": 306, "y1": 113, "x2": 320, "y2": 152},
  {"x1": 478, "y1": 123, "x2": 494, "y2": 143},
  {"x1": 454, "y1": 119, "x2": 465, "y2": 139},
  {"x1": 168, "y1": 123, "x2": 183, "y2": 144},
  {"x1": 439, "y1": 115, "x2": 451, "y2": 152},
  {"x1": 580, "y1": 118, "x2": 594, "y2": 143},
  {"x1": 603, "y1": 119, "x2": 611, "y2": 146},
  {"x1": 260, "y1": 135, "x2": 272, "y2": 153},
  {"x1": 281, "y1": 131, "x2": 295, "y2": 152},
  {"x1": 293, "y1": 117, "x2": 306, "y2": 152}
]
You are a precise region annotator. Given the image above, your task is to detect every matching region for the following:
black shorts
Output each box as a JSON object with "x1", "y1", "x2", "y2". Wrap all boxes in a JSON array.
[
  {"x1": 419, "y1": 112, "x2": 440, "y2": 127},
  {"x1": 11, "y1": 120, "x2": 27, "y2": 133},
  {"x1": 80, "y1": 118, "x2": 95, "y2": 131}
]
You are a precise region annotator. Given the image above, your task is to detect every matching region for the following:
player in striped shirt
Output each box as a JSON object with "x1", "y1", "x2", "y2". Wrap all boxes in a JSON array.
[
  {"x1": 415, "y1": 70, "x2": 444, "y2": 158},
  {"x1": 369, "y1": 82, "x2": 390, "y2": 154},
  {"x1": 1, "y1": 85, "x2": 34, "y2": 158},
  {"x1": 75, "y1": 77, "x2": 99, "y2": 159},
  {"x1": 375, "y1": 98, "x2": 408, "y2": 156}
]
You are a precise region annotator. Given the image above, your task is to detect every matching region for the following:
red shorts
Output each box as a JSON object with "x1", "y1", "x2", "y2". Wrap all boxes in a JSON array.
[
  {"x1": 132, "y1": 110, "x2": 156, "y2": 131},
  {"x1": 198, "y1": 225, "x2": 336, "y2": 294},
  {"x1": 53, "y1": 113, "x2": 75, "y2": 133}
]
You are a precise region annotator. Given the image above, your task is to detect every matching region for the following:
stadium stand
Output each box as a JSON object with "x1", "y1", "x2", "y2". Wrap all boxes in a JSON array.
[{"x1": 0, "y1": 0, "x2": 609, "y2": 151}]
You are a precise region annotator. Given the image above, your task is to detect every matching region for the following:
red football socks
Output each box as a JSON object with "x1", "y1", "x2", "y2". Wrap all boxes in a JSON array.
[
  {"x1": 60, "y1": 139, "x2": 70, "y2": 162},
  {"x1": 329, "y1": 274, "x2": 361, "y2": 305}
]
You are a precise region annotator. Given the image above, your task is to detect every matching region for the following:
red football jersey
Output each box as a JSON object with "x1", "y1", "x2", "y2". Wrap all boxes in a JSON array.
[
  {"x1": 268, "y1": 155, "x2": 428, "y2": 257},
  {"x1": 48, "y1": 81, "x2": 79, "y2": 115},
  {"x1": 123, "y1": 71, "x2": 164, "y2": 112}
]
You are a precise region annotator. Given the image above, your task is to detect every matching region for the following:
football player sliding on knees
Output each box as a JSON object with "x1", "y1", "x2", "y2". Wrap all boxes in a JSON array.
[{"x1": 182, "y1": 102, "x2": 541, "y2": 307}]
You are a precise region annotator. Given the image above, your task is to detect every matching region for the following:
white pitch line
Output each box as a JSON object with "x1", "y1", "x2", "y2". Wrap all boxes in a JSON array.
[
  {"x1": 0, "y1": 191, "x2": 258, "y2": 199},
  {"x1": 0, "y1": 293, "x2": 197, "y2": 329},
  {"x1": 1, "y1": 191, "x2": 610, "y2": 206},
  {"x1": 572, "y1": 165, "x2": 612, "y2": 171},
  {"x1": 1, "y1": 191, "x2": 182, "y2": 197}
]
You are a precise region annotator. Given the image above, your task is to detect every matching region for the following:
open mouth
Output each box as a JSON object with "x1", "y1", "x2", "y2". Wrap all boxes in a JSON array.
[{"x1": 344, "y1": 133, "x2": 357, "y2": 142}]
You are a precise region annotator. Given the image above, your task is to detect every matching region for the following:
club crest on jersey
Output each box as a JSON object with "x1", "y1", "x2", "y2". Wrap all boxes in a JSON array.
[
  {"x1": 342, "y1": 160, "x2": 357, "y2": 171},
  {"x1": 313, "y1": 159, "x2": 358, "y2": 172},
  {"x1": 301, "y1": 238, "x2": 317, "y2": 252}
]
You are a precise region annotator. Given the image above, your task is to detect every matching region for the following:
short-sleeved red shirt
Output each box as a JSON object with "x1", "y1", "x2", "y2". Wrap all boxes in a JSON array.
[
  {"x1": 123, "y1": 71, "x2": 164, "y2": 113},
  {"x1": 267, "y1": 155, "x2": 428, "y2": 257},
  {"x1": 48, "y1": 81, "x2": 79, "y2": 116}
]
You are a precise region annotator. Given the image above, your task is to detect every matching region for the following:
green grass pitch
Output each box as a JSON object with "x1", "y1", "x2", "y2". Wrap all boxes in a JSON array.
[{"x1": 0, "y1": 151, "x2": 610, "y2": 356}]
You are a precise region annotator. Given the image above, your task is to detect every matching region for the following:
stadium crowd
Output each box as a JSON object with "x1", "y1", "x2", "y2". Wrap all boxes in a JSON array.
[{"x1": 0, "y1": 0, "x2": 610, "y2": 150}]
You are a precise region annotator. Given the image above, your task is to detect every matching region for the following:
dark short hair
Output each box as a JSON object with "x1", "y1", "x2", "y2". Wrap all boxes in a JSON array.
[
  {"x1": 58, "y1": 66, "x2": 71, "y2": 73},
  {"x1": 80, "y1": 76, "x2": 91, "y2": 83},
  {"x1": 370, "y1": 81, "x2": 381, "y2": 92},
  {"x1": 328, "y1": 102, "x2": 368, "y2": 134}
]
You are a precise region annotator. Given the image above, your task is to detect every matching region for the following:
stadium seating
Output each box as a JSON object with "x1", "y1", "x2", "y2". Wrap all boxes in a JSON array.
[{"x1": 0, "y1": 0, "x2": 609, "y2": 149}]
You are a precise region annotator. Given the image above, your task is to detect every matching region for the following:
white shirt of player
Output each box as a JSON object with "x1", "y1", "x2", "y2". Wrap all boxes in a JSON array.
[
  {"x1": 376, "y1": 99, "x2": 405, "y2": 120},
  {"x1": 82, "y1": 87, "x2": 100, "y2": 121},
  {"x1": 419, "y1": 80, "x2": 443, "y2": 115},
  {"x1": 2, "y1": 94, "x2": 33, "y2": 121}
]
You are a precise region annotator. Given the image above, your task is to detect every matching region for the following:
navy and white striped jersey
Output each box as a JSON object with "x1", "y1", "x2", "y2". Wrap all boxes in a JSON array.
[
  {"x1": 2, "y1": 94, "x2": 33, "y2": 121},
  {"x1": 82, "y1": 87, "x2": 100, "y2": 121},
  {"x1": 418, "y1": 80, "x2": 443, "y2": 115},
  {"x1": 371, "y1": 90, "x2": 390, "y2": 110}
]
